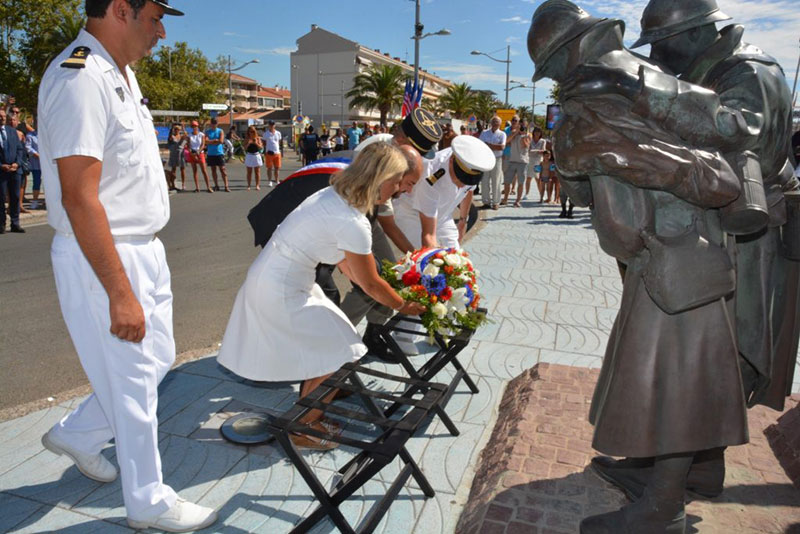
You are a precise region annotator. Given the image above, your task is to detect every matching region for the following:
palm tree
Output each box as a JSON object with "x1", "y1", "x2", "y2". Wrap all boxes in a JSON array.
[
  {"x1": 473, "y1": 92, "x2": 503, "y2": 123},
  {"x1": 346, "y1": 64, "x2": 407, "y2": 125},
  {"x1": 26, "y1": 10, "x2": 85, "y2": 75},
  {"x1": 437, "y1": 82, "x2": 476, "y2": 119},
  {"x1": 516, "y1": 105, "x2": 532, "y2": 123}
]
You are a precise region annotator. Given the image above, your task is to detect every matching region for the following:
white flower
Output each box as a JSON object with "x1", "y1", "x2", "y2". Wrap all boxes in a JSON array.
[
  {"x1": 423, "y1": 263, "x2": 440, "y2": 277},
  {"x1": 432, "y1": 258, "x2": 444, "y2": 266},
  {"x1": 450, "y1": 287, "x2": 469, "y2": 311},
  {"x1": 444, "y1": 253, "x2": 464, "y2": 268},
  {"x1": 432, "y1": 302, "x2": 448, "y2": 319}
]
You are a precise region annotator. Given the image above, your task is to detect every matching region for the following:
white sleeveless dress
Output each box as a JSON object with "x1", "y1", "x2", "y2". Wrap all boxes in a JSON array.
[{"x1": 217, "y1": 187, "x2": 371, "y2": 381}]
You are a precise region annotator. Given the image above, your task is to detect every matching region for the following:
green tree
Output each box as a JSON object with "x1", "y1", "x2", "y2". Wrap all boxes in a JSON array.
[
  {"x1": 346, "y1": 64, "x2": 407, "y2": 125},
  {"x1": 472, "y1": 91, "x2": 503, "y2": 123},
  {"x1": 550, "y1": 83, "x2": 561, "y2": 102},
  {"x1": 437, "y1": 82, "x2": 476, "y2": 119},
  {"x1": 133, "y1": 43, "x2": 227, "y2": 113},
  {"x1": 516, "y1": 105, "x2": 532, "y2": 123},
  {"x1": 0, "y1": 0, "x2": 84, "y2": 112}
]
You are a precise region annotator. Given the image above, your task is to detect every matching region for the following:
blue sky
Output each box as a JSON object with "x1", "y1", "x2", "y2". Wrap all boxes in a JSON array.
[{"x1": 159, "y1": 0, "x2": 799, "y2": 109}]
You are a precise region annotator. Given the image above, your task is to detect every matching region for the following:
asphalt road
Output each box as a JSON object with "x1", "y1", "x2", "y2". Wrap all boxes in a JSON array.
[{"x1": 0, "y1": 157, "x2": 305, "y2": 411}]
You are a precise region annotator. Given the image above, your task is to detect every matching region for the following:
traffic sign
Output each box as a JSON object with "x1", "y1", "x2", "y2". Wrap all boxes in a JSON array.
[
  {"x1": 294, "y1": 114, "x2": 305, "y2": 124},
  {"x1": 468, "y1": 114, "x2": 477, "y2": 123},
  {"x1": 202, "y1": 103, "x2": 228, "y2": 111}
]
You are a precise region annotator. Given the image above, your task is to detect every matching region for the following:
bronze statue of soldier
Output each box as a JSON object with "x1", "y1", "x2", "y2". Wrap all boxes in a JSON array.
[
  {"x1": 585, "y1": 0, "x2": 800, "y2": 514},
  {"x1": 524, "y1": 0, "x2": 799, "y2": 531}
]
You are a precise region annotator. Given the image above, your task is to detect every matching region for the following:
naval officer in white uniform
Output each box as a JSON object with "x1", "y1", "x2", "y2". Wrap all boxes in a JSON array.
[
  {"x1": 37, "y1": 0, "x2": 217, "y2": 531},
  {"x1": 393, "y1": 135, "x2": 495, "y2": 249}
]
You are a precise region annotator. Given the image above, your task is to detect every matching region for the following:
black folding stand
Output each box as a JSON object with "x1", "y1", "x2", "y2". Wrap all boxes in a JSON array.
[
  {"x1": 369, "y1": 309, "x2": 485, "y2": 436},
  {"x1": 267, "y1": 361, "x2": 447, "y2": 534}
]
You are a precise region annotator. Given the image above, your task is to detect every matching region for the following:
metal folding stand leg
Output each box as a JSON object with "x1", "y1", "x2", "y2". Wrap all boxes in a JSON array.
[
  {"x1": 267, "y1": 362, "x2": 446, "y2": 534},
  {"x1": 369, "y1": 310, "x2": 486, "y2": 436}
]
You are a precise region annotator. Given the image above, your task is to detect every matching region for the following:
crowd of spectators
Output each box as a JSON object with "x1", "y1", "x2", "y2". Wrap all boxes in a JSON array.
[{"x1": 0, "y1": 100, "x2": 43, "y2": 234}]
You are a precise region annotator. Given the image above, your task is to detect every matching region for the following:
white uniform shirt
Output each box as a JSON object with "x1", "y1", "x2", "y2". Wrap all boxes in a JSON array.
[
  {"x1": 393, "y1": 148, "x2": 474, "y2": 231},
  {"x1": 263, "y1": 130, "x2": 282, "y2": 153},
  {"x1": 38, "y1": 29, "x2": 169, "y2": 236},
  {"x1": 479, "y1": 128, "x2": 507, "y2": 158}
]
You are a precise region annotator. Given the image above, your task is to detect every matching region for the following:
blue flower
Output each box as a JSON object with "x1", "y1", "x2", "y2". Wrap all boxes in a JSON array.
[
  {"x1": 431, "y1": 274, "x2": 448, "y2": 295},
  {"x1": 420, "y1": 275, "x2": 433, "y2": 291},
  {"x1": 464, "y1": 284, "x2": 474, "y2": 305}
]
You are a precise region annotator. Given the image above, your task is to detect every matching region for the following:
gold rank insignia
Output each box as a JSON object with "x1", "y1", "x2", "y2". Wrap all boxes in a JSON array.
[
  {"x1": 426, "y1": 168, "x2": 446, "y2": 186},
  {"x1": 413, "y1": 108, "x2": 443, "y2": 143},
  {"x1": 61, "y1": 46, "x2": 90, "y2": 69}
]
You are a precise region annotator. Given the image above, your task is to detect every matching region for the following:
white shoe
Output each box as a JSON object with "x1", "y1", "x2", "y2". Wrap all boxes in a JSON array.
[
  {"x1": 127, "y1": 497, "x2": 218, "y2": 532},
  {"x1": 41, "y1": 428, "x2": 118, "y2": 483}
]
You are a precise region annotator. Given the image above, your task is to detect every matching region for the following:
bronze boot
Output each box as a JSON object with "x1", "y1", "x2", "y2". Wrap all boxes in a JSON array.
[
  {"x1": 581, "y1": 453, "x2": 692, "y2": 534},
  {"x1": 591, "y1": 448, "x2": 725, "y2": 500}
]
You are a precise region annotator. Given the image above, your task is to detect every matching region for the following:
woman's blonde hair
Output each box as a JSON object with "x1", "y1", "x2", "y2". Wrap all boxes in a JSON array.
[
  {"x1": 330, "y1": 142, "x2": 407, "y2": 215},
  {"x1": 246, "y1": 125, "x2": 258, "y2": 140}
]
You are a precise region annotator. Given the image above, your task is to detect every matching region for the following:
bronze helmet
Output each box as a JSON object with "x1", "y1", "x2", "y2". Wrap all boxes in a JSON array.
[
  {"x1": 528, "y1": 0, "x2": 619, "y2": 82},
  {"x1": 632, "y1": 0, "x2": 730, "y2": 48}
]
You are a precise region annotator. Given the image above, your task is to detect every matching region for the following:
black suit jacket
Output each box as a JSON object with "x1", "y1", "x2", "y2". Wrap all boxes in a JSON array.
[{"x1": 0, "y1": 125, "x2": 24, "y2": 175}]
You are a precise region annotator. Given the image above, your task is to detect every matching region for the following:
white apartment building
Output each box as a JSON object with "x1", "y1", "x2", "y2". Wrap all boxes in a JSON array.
[{"x1": 290, "y1": 25, "x2": 454, "y2": 127}]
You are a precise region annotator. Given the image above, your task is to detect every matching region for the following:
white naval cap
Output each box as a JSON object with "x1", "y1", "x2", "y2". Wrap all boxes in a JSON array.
[
  {"x1": 450, "y1": 134, "x2": 496, "y2": 185},
  {"x1": 354, "y1": 133, "x2": 394, "y2": 152}
]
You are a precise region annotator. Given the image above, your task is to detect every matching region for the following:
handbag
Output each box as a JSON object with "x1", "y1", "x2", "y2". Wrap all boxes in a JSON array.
[{"x1": 640, "y1": 219, "x2": 735, "y2": 314}]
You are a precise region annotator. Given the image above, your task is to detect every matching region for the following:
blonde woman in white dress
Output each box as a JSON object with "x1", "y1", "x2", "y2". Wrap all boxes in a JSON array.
[{"x1": 218, "y1": 142, "x2": 425, "y2": 449}]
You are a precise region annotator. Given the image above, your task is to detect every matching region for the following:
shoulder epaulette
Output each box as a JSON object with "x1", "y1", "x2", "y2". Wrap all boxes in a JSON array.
[
  {"x1": 426, "y1": 168, "x2": 446, "y2": 186},
  {"x1": 61, "y1": 46, "x2": 90, "y2": 69}
]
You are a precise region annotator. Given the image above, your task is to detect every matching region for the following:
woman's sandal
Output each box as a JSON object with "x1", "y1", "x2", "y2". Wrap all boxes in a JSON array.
[{"x1": 290, "y1": 420, "x2": 340, "y2": 451}]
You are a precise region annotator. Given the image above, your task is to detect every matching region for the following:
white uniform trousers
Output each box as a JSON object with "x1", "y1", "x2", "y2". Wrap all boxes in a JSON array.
[
  {"x1": 480, "y1": 156, "x2": 503, "y2": 206},
  {"x1": 49, "y1": 234, "x2": 178, "y2": 521}
]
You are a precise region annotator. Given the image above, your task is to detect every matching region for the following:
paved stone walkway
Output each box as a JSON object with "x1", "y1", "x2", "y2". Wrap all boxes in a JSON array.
[{"x1": 1, "y1": 199, "x2": 798, "y2": 533}]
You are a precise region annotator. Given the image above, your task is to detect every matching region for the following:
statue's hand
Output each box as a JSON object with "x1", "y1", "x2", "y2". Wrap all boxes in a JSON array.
[{"x1": 562, "y1": 65, "x2": 641, "y2": 101}]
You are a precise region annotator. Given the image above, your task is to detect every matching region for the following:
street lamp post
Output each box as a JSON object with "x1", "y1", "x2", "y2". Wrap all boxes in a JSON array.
[
  {"x1": 511, "y1": 78, "x2": 536, "y2": 121},
  {"x1": 319, "y1": 71, "x2": 325, "y2": 127},
  {"x1": 472, "y1": 46, "x2": 511, "y2": 106},
  {"x1": 411, "y1": 0, "x2": 451, "y2": 87},
  {"x1": 228, "y1": 55, "x2": 259, "y2": 129},
  {"x1": 792, "y1": 36, "x2": 800, "y2": 110}
]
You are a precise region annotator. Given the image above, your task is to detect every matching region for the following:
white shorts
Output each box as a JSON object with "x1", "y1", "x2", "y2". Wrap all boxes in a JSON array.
[{"x1": 245, "y1": 153, "x2": 263, "y2": 168}]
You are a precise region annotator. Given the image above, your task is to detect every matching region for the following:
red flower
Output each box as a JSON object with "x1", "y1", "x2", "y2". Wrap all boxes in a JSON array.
[
  {"x1": 402, "y1": 269, "x2": 421, "y2": 286},
  {"x1": 443, "y1": 266, "x2": 454, "y2": 275},
  {"x1": 467, "y1": 264, "x2": 473, "y2": 272},
  {"x1": 440, "y1": 287, "x2": 453, "y2": 301}
]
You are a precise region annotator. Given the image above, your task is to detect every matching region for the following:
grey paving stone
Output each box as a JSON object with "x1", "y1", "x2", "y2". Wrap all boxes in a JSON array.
[
  {"x1": 512, "y1": 276, "x2": 561, "y2": 302},
  {"x1": 157, "y1": 372, "x2": 223, "y2": 435},
  {"x1": 5, "y1": 505, "x2": 134, "y2": 533},
  {"x1": 0, "y1": 492, "x2": 45, "y2": 533},
  {"x1": 0, "y1": 406, "x2": 70, "y2": 479},
  {"x1": 545, "y1": 301, "x2": 598, "y2": 328},
  {"x1": 496, "y1": 317, "x2": 558, "y2": 349},
  {"x1": 555, "y1": 324, "x2": 609, "y2": 357},
  {"x1": 560, "y1": 284, "x2": 608, "y2": 307},
  {"x1": 469, "y1": 341, "x2": 540, "y2": 380},
  {"x1": 539, "y1": 350, "x2": 604, "y2": 369}
]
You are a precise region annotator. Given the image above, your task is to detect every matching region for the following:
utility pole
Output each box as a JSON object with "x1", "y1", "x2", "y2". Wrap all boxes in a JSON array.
[
  {"x1": 228, "y1": 55, "x2": 233, "y2": 127},
  {"x1": 341, "y1": 79, "x2": 345, "y2": 125},
  {"x1": 505, "y1": 45, "x2": 510, "y2": 107},
  {"x1": 792, "y1": 36, "x2": 800, "y2": 112},
  {"x1": 413, "y1": 0, "x2": 422, "y2": 87}
]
